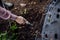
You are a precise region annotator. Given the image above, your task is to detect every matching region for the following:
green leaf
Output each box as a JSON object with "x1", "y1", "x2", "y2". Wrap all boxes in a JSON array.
[
  {"x1": 10, "y1": 22, "x2": 17, "y2": 31},
  {"x1": 10, "y1": 25, "x2": 17, "y2": 31}
]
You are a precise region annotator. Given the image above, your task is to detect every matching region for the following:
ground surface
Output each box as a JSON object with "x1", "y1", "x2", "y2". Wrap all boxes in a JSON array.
[{"x1": 0, "y1": 0, "x2": 51, "y2": 40}]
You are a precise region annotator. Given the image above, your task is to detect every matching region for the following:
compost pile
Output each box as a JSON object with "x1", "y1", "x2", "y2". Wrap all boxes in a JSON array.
[{"x1": 0, "y1": 0, "x2": 51, "y2": 40}]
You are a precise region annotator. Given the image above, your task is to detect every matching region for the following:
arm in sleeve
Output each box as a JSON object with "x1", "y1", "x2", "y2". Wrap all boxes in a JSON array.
[
  {"x1": 0, "y1": 7, "x2": 30, "y2": 25},
  {"x1": 0, "y1": 6, "x2": 17, "y2": 20}
]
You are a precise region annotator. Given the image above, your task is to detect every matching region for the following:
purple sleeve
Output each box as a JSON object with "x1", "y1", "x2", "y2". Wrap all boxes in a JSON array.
[
  {"x1": 9, "y1": 11, "x2": 18, "y2": 20},
  {"x1": 0, "y1": 7, "x2": 17, "y2": 20}
]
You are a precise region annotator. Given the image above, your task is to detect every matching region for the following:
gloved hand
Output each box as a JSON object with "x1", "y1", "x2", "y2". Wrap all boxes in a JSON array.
[
  {"x1": 15, "y1": 16, "x2": 32, "y2": 25},
  {"x1": 15, "y1": 16, "x2": 28, "y2": 24}
]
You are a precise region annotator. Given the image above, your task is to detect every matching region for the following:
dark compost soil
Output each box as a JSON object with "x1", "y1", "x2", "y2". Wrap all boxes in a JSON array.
[{"x1": 0, "y1": 0, "x2": 51, "y2": 40}]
